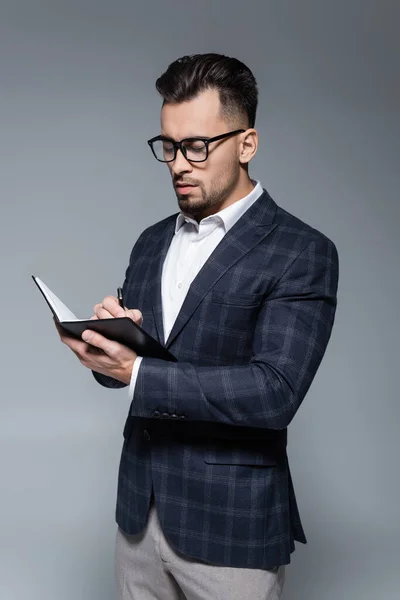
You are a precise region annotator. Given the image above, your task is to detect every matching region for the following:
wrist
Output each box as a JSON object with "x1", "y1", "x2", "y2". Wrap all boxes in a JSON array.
[{"x1": 120, "y1": 357, "x2": 136, "y2": 385}]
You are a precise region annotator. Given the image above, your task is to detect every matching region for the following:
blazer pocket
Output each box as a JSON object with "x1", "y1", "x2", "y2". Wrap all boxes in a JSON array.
[
  {"x1": 211, "y1": 291, "x2": 264, "y2": 307},
  {"x1": 204, "y1": 445, "x2": 277, "y2": 467}
]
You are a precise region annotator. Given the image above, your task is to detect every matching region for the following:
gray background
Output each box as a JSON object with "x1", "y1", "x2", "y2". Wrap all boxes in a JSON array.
[{"x1": 0, "y1": 1, "x2": 399, "y2": 598}]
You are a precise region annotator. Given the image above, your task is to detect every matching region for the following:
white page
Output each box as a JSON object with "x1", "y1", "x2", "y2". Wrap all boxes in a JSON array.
[{"x1": 34, "y1": 277, "x2": 86, "y2": 322}]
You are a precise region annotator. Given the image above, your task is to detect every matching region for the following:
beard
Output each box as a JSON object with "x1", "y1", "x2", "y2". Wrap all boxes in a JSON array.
[{"x1": 175, "y1": 164, "x2": 240, "y2": 219}]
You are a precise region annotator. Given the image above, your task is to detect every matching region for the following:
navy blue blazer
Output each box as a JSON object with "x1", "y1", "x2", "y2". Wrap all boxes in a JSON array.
[{"x1": 93, "y1": 189, "x2": 339, "y2": 569}]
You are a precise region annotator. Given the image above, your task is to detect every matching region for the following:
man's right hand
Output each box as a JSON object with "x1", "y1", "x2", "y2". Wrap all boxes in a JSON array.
[{"x1": 92, "y1": 295, "x2": 143, "y2": 327}]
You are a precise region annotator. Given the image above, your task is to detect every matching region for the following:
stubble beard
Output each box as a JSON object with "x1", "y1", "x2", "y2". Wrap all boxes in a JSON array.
[{"x1": 176, "y1": 166, "x2": 240, "y2": 219}]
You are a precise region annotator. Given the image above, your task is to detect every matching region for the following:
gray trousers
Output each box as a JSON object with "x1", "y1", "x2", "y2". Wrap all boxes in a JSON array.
[{"x1": 115, "y1": 497, "x2": 286, "y2": 600}]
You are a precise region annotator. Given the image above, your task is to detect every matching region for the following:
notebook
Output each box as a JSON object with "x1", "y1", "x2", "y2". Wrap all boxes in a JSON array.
[{"x1": 32, "y1": 275, "x2": 176, "y2": 362}]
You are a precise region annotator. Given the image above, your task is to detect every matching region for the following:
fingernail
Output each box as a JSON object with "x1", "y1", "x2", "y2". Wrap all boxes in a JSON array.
[
  {"x1": 117, "y1": 310, "x2": 125, "y2": 318},
  {"x1": 82, "y1": 331, "x2": 92, "y2": 342}
]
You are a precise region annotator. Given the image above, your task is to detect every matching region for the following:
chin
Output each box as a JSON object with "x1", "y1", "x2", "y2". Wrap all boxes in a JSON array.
[
  {"x1": 178, "y1": 200, "x2": 194, "y2": 214},
  {"x1": 177, "y1": 191, "x2": 208, "y2": 216},
  {"x1": 177, "y1": 202, "x2": 200, "y2": 218}
]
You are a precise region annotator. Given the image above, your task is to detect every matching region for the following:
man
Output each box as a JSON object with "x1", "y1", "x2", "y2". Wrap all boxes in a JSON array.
[{"x1": 55, "y1": 53, "x2": 339, "y2": 599}]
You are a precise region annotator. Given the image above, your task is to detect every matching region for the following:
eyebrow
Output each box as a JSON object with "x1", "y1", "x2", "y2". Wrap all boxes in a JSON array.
[{"x1": 160, "y1": 133, "x2": 210, "y2": 140}]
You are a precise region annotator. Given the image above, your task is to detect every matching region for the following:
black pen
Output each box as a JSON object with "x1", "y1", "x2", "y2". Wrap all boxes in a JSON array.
[{"x1": 117, "y1": 287, "x2": 124, "y2": 309}]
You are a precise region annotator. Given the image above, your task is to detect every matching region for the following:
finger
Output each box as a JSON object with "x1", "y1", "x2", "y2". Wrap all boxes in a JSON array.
[
  {"x1": 57, "y1": 327, "x2": 90, "y2": 355},
  {"x1": 53, "y1": 318, "x2": 103, "y2": 362},
  {"x1": 54, "y1": 318, "x2": 75, "y2": 342},
  {"x1": 94, "y1": 306, "x2": 115, "y2": 319},
  {"x1": 93, "y1": 303, "x2": 103, "y2": 318},
  {"x1": 102, "y1": 296, "x2": 124, "y2": 318},
  {"x1": 94, "y1": 302, "x2": 114, "y2": 319},
  {"x1": 125, "y1": 309, "x2": 143, "y2": 326},
  {"x1": 71, "y1": 344, "x2": 103, "y2": 370},
  {"x1": 81, "y1": 329, "x2": 119, "y2": 357}
]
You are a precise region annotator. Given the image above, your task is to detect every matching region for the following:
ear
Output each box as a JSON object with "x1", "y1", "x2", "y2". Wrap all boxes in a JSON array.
[{"x1": 239, "y1": 129, "x2": 258, "y2": 165}]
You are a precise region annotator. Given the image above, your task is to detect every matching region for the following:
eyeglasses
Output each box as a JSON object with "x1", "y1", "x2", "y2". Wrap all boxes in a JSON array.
[{"x1": 147, "y1": 129, "x2": 246, "y2": 163}]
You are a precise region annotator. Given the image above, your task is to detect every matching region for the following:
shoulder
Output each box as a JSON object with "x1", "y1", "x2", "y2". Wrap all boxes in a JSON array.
[
  {"x1": 272, "y1": 198, "x2": 338, "y2": 259},
  {"x1": 143, "y1": 213, "x2": 178, "y2": 235},
  {"x1": 126, "y1": 213, "x2": 178, "y2": 264},
  {"x1": 264, "y1": 198, "x2": 339, "y2": 295},
  {"x1": 132, "y1": 213, "x2": 178, "y2": 247}
]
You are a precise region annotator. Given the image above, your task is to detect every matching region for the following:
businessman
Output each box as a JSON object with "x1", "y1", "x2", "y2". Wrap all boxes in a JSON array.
[{"x1": 55, "y1": 53, "x2": 339, "y2": 599}]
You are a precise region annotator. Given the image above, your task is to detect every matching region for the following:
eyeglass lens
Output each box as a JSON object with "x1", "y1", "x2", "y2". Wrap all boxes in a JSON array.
[{"x1": 152, "y1": 139, "x2": 207, "y2": 162}]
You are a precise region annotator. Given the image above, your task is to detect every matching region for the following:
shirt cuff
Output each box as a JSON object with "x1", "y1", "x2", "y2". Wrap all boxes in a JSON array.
[{"x1": 129, "y1": 356, "x2": 143, "y2": 398}]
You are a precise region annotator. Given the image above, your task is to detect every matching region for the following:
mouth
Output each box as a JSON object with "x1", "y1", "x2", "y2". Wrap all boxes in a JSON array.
[{"x1": 175, "y1": 183, "x2": 198, "y2": 194}]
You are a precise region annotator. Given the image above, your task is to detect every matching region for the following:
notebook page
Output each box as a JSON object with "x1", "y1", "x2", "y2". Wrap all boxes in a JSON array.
[{"x1": 35, "y1": 277, "x2": 83, "y2": 321}]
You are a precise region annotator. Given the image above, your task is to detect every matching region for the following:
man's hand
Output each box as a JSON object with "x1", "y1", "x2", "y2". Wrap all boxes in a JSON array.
[
  {"x1": 54, "y1": 295, "x2": 143, "y2": 385},
  {"x1": 92, "y1": 295, "x2": 143, "y2": 326}
]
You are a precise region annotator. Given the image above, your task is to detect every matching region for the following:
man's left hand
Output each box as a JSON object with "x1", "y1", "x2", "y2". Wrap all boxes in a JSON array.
[{"x1": 54, "y1": 318, "x2": 137, "y2": 385}]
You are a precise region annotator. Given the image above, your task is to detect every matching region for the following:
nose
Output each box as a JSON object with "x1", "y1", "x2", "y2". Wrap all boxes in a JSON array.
[{"x1": 170, "y1": 147, "x2": 193, "y2": 177}]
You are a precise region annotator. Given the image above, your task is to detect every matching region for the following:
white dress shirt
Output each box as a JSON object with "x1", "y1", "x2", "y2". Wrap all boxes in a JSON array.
[{"x1": 128, "y1": 180, "x2": 264, "y2": 397}]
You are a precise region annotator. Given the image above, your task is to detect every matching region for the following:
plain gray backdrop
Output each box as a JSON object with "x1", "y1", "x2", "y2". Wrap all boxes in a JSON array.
[{"x1": 1, "y1": 1, "x2": 399, "y2": 599}]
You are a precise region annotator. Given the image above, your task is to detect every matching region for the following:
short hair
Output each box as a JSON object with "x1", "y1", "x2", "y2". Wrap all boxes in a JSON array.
[{"x1": 155, "y1": 53, "x2": 258, "y2": 128}]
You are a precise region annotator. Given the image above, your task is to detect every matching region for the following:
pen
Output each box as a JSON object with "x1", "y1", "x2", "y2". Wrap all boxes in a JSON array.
[{"x1": 117, "y1": 287, "x2": 124, "y2": 309}]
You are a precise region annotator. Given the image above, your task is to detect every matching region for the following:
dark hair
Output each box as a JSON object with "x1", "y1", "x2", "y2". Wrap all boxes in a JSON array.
[{"x1": 155, "y1": 53, "x2": 258, "y2": 128}]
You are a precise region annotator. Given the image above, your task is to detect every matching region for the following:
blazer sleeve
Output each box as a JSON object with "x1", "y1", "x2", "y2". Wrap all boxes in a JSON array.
[
  {"x1": 92, "y1": 370, "x2": 127, "y2": 389},
  {"x1": 90, "y1": 244, "x2": 135, "y2": 390},
  {"x1": 130, "y1": 234, "x2": 339, "y2": 430}
]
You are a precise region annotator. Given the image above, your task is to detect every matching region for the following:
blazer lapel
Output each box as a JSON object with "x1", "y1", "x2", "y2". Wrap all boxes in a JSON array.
[
  {"x1": 149, "y1": 217, "x2": 176, "y2": 345},
  {"x1": 165, "y1": 190, "x2": 278, "y2": 349}
]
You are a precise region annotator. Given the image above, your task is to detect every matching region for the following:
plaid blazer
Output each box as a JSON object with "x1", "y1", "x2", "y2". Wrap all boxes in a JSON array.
[{"x1": 93, "y1": 189, "x2": 339, "y2": 569}]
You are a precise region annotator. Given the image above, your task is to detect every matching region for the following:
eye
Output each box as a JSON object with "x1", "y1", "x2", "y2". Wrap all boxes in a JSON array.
[
  {"x1": 184, "y1": 141, "x2": 206, "y2": 153},
  {"x1": 162, "y1": 142, "x2": 175, "y2": 157},
  {"x1": 162, "y1": 141, "x2": 174, "y2": 151}
]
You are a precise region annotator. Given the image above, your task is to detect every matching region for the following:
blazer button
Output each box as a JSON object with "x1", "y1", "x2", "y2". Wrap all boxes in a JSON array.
[
  {"x1": 153, "y1": 411, "x2": 161, "y2": 418},
  {"x1": 143, "y1": 429, "x2": 151, "y2": 441},
  {"x1": 161, "y1": 412, "x2": 170, "y2": 419}
]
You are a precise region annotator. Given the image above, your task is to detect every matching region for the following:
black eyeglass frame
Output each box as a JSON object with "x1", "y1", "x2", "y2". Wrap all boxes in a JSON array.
[{"x1": 147, "y1": 129, "x2": 246, "y2": 163}]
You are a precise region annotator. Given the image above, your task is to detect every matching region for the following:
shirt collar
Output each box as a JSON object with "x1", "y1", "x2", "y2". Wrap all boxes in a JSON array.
[{"x1": 175, "y1": 180, "x2": 264, "y2": 234}]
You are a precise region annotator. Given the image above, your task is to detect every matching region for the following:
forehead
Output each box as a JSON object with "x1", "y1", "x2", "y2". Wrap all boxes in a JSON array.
[{"x1": 160, "y1": 88, "x2": 225, "y2": 138}]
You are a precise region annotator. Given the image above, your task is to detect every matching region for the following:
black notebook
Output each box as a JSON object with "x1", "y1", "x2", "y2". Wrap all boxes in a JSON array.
[{"x1": 32, "y1": 275, "x2": 176, "y2": 362}]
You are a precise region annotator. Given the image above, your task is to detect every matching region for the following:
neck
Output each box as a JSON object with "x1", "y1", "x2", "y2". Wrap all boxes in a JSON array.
[
  {"x1": 228, "y1": 177, "x2": 256, "y2": 205},
  {"x1": 196, "y1": 175, "x2": 255, "y2": 221}
]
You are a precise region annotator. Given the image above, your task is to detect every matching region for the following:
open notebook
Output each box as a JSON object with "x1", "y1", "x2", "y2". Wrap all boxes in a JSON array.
[{"x1": 32, "y1": 275, "x2": 176, "y2": 362}]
